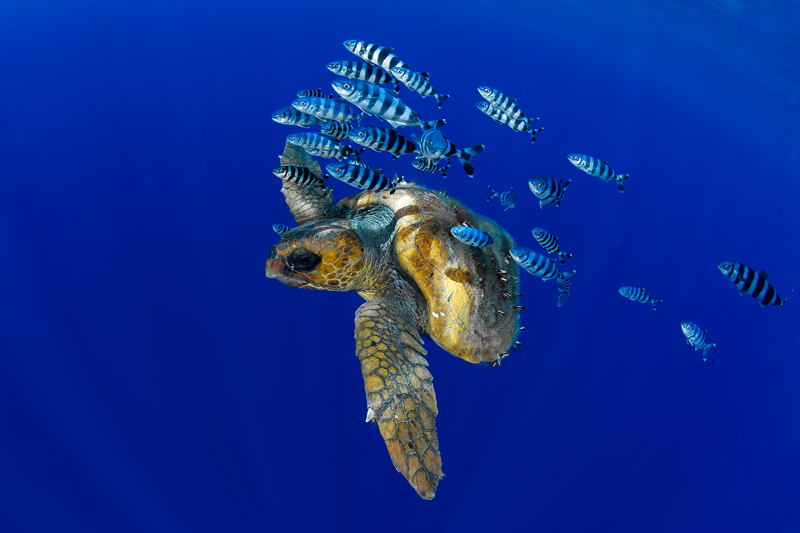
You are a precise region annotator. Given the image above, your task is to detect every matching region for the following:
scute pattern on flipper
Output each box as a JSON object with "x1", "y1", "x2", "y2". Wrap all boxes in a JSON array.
[
  {"x1": 278, "y1": 141, "x2": 342, "y2": 225},
  {"x1": 354, "y1": 297, "x2": 442, "y2": 500}
]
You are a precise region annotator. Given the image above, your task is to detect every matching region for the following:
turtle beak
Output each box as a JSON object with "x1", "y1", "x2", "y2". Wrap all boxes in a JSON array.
[{"x1": 265, "y1": 245, "x2": 308, "y2": 288}]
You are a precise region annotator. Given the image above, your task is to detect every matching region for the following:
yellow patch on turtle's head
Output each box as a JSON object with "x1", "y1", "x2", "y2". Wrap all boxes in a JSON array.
[{"x1": 265, "y1": 219, "x2": 366, "y2": 291}]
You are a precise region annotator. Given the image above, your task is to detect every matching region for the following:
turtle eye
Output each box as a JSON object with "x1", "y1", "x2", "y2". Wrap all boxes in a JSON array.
[{"x1": 287, "y1": 248, "x2": 321, "y2": 273}]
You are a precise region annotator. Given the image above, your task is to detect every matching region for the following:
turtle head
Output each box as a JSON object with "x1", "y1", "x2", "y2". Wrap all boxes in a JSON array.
[{"x1": 265, "y1": 219, "x2": 368, "y2": 291}]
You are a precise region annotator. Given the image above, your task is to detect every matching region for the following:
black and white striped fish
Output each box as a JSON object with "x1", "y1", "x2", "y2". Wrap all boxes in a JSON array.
[
  {"x1": 286, "y1": 132, "x2": 356, "y2": 161},
  {"x1": 475, "y1": 102, "x2": 543, "y2": 143},
  {"x1": 343, "y1": 40, "x2": 408, "y2": 91},
  {"x1": 390, "y1": 67, "x2": 449, "y2": 109},
  {"x1": 450, "y1": 226, "x2": 493, "y2": 248},
  {"x1": 477, "y1": 86, "x2": 528, "y2": 120},
  {"x1": 528, "y1": 176, "x2": 570, "y2": 208},
  {"x1": 320, "y1": 121, "x2": 354, "y2": 139},
  {"x1": 273, "y1": 224, "x2": 290, "y2": 236},
  {"x1": 618, "y1": 286, "x2": 662, "y2": 310},
  {"x1": 326, "y1": 162, "x2": 399, "y2": 193},
  {"x1": 272, "y1": 165, "x2": 328, "y2": 189},
  {"x1": 718, "y1": 260, "x2": 791, "y2": 312},
  {"x1": 347, "y1": 126, "x2": 417, "y2": 158},
  {"x1": 412, "y1": 157, "x2": 450, "y2": 177},
  {"x1": 331, "y1": 79, "x2": 421, "y2": 129},
  {"x1": 487, "y1": 186, "x2": 518, "y2": 210},
  {"x1": 297, "y1": 89, "x2": 332, "y2": 98},
  {"x1": 327, "y1": 61, "x2": 395, "y2": 89},
  {"x1": 510, "y1": 247, "x2": 576, "y2": 282},
  {"x1": 271, "y1": 106, "x2": 328, "y2": 128},
  {"x1": 413, "y1": 119, "x2": 484, "y2": 178},
  {"x1": 567, "y1": 153, "x2": 629, "y2": 193},
  {"x1": 681, "y1": 321, "x2": 716, "y2": 360},
  {"x1": 291, "y1": 97, "x2": 360, "y2": 123},
  {"x1": 532, "y1": 228, "x2": 571, "y2": 264},
  {"x1": 557, "y1": 278, "x2": 571, "y2": 307}
]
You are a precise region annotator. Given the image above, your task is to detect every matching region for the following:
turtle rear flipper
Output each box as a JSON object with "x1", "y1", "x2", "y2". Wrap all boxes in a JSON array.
[
  {"x1": 355, "y1": 297, "x2": 442, "y2": 499},
  {"x1": 278, "y1": 142, "x2": 343, "y2": 225}
]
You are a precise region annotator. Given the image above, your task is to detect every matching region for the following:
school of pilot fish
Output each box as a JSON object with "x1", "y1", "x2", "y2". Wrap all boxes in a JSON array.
[{"x1": 271, "y1": 39, "x2": 792, "y2": 363}]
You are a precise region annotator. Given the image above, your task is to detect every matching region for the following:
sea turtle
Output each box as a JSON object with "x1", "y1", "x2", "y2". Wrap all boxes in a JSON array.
[{"x1": 265, "y1": 142, "x2": 522, "y2": 499}]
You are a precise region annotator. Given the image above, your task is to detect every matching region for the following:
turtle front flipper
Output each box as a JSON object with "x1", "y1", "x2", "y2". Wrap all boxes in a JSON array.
[
  {"x1": 277, "y1": 142, "x2": 343, "y2": 225},
  {"x1": 355, "y1": 298, "x2": 442, "y2": 499}
]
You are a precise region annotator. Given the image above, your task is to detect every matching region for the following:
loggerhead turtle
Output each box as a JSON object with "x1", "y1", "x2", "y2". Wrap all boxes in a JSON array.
[{"x1": 265, "y1": 142, "x2": 522, "y2": 499}]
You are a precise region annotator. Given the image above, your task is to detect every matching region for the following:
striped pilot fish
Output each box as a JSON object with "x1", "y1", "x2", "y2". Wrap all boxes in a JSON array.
[
  {"x1": 347, "y1": 126, "x2": 418, "y2": 158},
  {"x1": 618, "y1": 286, "x2": 662, "y2": 310},
  {"x1": 532, "y1": 228, "x2": 571, "y2": 264},
  {"x1": 477, "y1": 86, "x2": 528, "y2": 120},
  {"x1": 450, "y1": 226, "x2": 494, "y2": 248},
  {"x1": 390, "y1": 67, "x2": 449, "y2": 109},
  {"x1": 326, "y1": 61, "x2": 395, "y2": 89},
  {"x1": 681, "y1": 321, "x2": 716, "y2": 360},
  {"x1": 326, "y1": 162, "x2": 399, "y2": 193},
  {"x1": 510, "y1": 247, "x2": 576, "y2": 282},
  {"x1": 718, "y1": 260, "x2": 791, "y2": 313},
  {"x1": 272, "y1": 106, "x2": 328, "y2": 128},
  {"x1": 557, "y1": 278, "x2": 571, "y2": 307},
  {"x1": 487, "y1": 186, "x2": 518, "y2": 210},
  {"x1": 297, "y1": 89, "x2": 332, "y2": 98},
  {"x1": 291, "y1": 97, "x2": 361, "y2": 123},
  {"x1": 273, "y1": 224, "x2": 290, "y2": 236},
  {"x1": 412, "y1": 157, "x2": 450, "y2": 177},
  {"x1": 286, "y1": 132, "x2": 355, "y2": 161},
  {"x1": 528, "y1": 176, "x2": 571, "y2": 208},
  {"x1": 331, "y1": 79, "x2": 421, "y2": 129},
  {"x1": 343, "y1": 40, "x2": 409, "y2": 90},
  {"x1": 413, "y1": 119, "x2": 484, "y2": 178},
  {"x1": 567, "y1": 153, "x2": 629, "y2": 193},
  {"x1": 475, "y1": 102, "x2": 543, "y2": 143},
  {"x1": 320, "y1": 121, "x2": 354, "y2": 139},
  {"x1": 272, "y1": 165, "x2": 328, "y2": 190}
]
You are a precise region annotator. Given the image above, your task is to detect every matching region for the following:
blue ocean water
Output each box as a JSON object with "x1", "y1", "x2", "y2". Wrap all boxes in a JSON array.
[{"x1": 1, "y1": 0, "x2": 799, "y2": 531}]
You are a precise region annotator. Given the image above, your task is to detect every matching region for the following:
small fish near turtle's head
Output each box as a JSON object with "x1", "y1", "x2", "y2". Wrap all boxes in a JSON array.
[
  {"x1": 475, "y1": 102, "x2": 492, "y2": 113},
  {"x1": 528, "y1": 176, "x2": 549, "y2": 195},
  {"x1": 265, "y1": 219, "x2": 368, "y2": 292},
  {"x1": 325, "y1": 162, "x2": 349, "y2": 180}
]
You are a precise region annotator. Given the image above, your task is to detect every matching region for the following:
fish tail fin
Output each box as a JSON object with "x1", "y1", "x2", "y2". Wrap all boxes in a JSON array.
[
  {"x1": 702, "y1": 343, "x2": 716, "y2": 360},
  {"x1": 559, "y1": 252, "x2": 572, "y2": 264},
  {"x1": 457, "y1": 144, "x2": 485, "y2": 179},
  {"x1": 487, "y1": 185, "x2": 497, "y2": 201},
  {"x1": 435, "y1": 94, "x2": 450, "y2": 109},
  {"x1": 780, "y1": 289, "x2": 793, "y2": 314},
  {"x1": 526, "y1": 119, "x2": 543, "y2": 143},
  {"x1": 563, "y1": 178, "x2": 571, "y2": 191},
  {"x1": 653, "y1": 299, "x2": 663, "y2": 310},
  {"x1": 420, "y1": 118, "x2": 446, "y2": 131},
  {"x1": 392, "y1": 78, "x2": 400, "y2": 92},
  {"x1": 352, "y1": 147, "x2": 364, "y2": 163},
  {"x1": 617, "y1": 174, "x2": 628, "y2": 193}
]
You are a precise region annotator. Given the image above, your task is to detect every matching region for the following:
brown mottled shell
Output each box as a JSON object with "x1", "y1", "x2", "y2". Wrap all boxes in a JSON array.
[{"x1": 339, "y1": 183, "x2": 519, "y2": 363}]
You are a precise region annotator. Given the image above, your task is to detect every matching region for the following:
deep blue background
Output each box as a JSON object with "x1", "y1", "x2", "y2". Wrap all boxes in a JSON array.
[{"x1": 1, "y1": 1, "x2": 799, "y2": 531}]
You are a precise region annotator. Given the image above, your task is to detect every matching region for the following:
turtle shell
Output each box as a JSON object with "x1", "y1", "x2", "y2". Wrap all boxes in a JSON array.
[{"x1": 339, "y1": 183, "x2": 519, "y2": 363}]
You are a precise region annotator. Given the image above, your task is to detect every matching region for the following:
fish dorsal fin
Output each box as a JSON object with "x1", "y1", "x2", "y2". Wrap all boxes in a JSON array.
[
  {"x1": 420, "y1": 71, "x2": 429, "y2": 78},
  {"x1": 760, "y1": 270, "x2": 769, "y2": 280}
]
